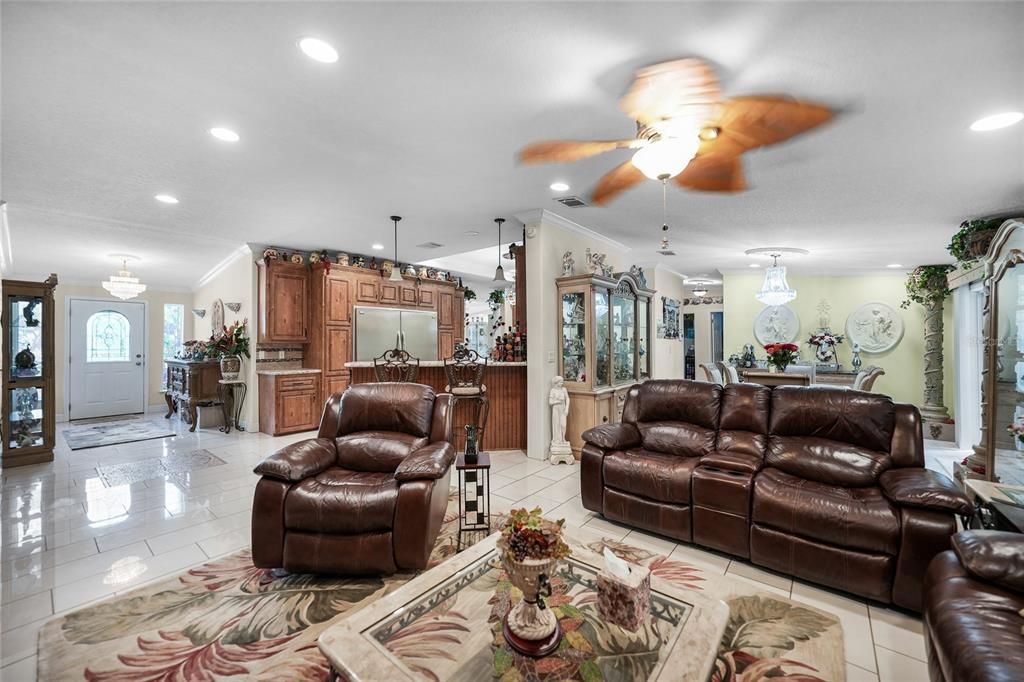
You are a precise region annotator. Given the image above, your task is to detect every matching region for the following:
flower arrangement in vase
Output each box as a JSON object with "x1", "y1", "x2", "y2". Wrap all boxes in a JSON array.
[
  {"x1": 1007, "y1": 421, "x2": 1024, "y2": 450},
  {"x1": 764, "y1": 343, "x2": 799, "y2": 372},
  {"x1": 807, "y1": 331, "x2": 844, "y2": 367},
  {"x1": 497, "y1": 507, "x2": 570, "y2": 657}
]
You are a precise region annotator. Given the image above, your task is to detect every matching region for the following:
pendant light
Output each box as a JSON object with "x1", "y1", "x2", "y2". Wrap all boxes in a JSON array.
[
  {"x1": 492, "y1": 218, "x2": 507, "y2": 282},
  {"x1": 755, "y1": 252, "x2": 796, "y2": 306},
  {"x1": 102, "y1": 256, "x2": 147, "y2": 300},
  {"x1": 389, "y1": 216, "x2": 403, "y2": 282}
]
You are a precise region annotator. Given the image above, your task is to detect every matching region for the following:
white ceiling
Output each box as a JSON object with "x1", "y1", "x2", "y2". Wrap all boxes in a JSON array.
[{"x1": 3, "y1": 2, "x2": 1022, "y2": 290}]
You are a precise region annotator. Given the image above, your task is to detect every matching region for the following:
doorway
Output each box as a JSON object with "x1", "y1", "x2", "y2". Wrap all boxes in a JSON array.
[{"x1": 67, "y1": 298, "x2": 147, "y2": 420}]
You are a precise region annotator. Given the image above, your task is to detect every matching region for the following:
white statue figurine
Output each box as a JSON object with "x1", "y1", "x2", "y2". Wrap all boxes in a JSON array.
[
  {"x1": 548, "y1": 375, "x2": 574, "y2": 464},
  {"x1": 562, "y1": 251, "x2": 575, "y2": 277}
]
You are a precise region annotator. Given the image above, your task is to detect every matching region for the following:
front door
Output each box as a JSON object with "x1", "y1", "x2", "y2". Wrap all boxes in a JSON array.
[{"x1": 68, "y1": 299, "x2": 146, "y2": 420}]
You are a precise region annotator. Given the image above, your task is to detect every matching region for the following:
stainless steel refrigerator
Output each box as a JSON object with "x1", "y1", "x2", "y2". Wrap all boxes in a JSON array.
[{"x1": 353, "y1": 306, "x2": 439, "y2": 361}]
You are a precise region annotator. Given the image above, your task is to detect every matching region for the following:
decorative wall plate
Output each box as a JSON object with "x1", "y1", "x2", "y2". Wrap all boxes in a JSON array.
[
  {"x1": 754, "y1": 305, "x2": 799, "y2": 345},
  {"x1": 211, "y1": 299, "x2": 225, "y2": 336},
  {"x1": 845, "y1": 302, "x2": 904, "y2": 354}
]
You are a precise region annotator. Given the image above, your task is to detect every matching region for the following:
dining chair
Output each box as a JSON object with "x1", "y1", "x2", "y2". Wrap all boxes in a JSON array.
[
  {"x1": 717, "y1": 361, "x2": 741, "y2": 385},
  {"x1": 373, "y1": 348, "x2": 420, "y2": 383},
  {"x1": 854, "y1": 366, "x2": 885, "y2": 391},
  {"x1": 700, "y1": 363, "x2": 724, "y2": 385},
  {"x1": 784, "y1": 364, "x2": 816, "y2": 384}
]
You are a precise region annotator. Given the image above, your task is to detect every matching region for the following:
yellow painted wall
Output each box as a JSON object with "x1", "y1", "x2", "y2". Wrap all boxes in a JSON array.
[
  {"x1": 723, "y1": 273, "x2": 955, "y2": 416},
  {"x1": 54, "y1": 284, "x2": 194, "y2": 418}
]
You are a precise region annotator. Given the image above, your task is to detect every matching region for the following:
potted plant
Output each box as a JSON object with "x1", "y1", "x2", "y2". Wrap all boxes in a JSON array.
[
  {"x1": 764, "y1": 343, "x2": 799, "y2": 372},
  {"x1": 948, "y1": 218, "x2": 1003, "y2": 265},
  {"x1": 488, "y1": 289, "x2": 505, "y2": 310},
  {"x1": 497, "y1": 507, "x2": 571, "y2": 655},
  {"x1": 205, "y1": 320, "x2": 251, "y2": 380},
  {"x1": 900, "y1": 265, "x2": 954, "y2": 309},
  {"x1": 463, "y1": 287, "x2": 477, "y2": 302}
]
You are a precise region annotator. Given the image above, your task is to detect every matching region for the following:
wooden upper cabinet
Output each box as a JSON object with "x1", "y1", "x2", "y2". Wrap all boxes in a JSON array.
[
  {"x1": 454, "y1": 291, "x2": 466, "y2": 341},
  {"x1": 418, "y1": 286, "x2": 435, "y2": 308},
  {"x1": 400, "y1": 285, "x2": 418, "y2": 306},
  {"x1": 438, "y1": 290, "x2": 454, "y2": 328},
  {"x1": 258, "y1": 261, "x2": 309, "y2": 344},
  {"x1": 355, "y1": 277, "x2": 379, "y2": 303},
  {"x1": 379, "y1": 281, "x2": 399, "y2": 305},
  {"x1": 325, "y1": 277, "x2": 350, "y2": 324}
]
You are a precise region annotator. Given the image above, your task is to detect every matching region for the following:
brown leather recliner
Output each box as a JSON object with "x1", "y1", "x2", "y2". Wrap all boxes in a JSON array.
[
  {"x1": 923, "y1": 530, "x2": 1024, "y2": 681},
  {"x1": 251, "y1": 383, "x2": 455, "y2": 575},
  {"x1": 581, "y1": 380, "x2": 972, "y2": 611}
]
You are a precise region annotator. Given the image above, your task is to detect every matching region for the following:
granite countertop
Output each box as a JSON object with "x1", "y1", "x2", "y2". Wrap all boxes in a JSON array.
[
  {"x1": 344, "y1": 360, "x2": 528, "y2": 368},
  {"x1": 255, "y1": 368, "x2": 323, "y2": 376}
]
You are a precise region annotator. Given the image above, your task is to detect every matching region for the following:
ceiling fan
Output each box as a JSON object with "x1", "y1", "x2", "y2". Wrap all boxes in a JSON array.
[{"x1": 519, "y1": 58, "x2": 836, "y2": 205}]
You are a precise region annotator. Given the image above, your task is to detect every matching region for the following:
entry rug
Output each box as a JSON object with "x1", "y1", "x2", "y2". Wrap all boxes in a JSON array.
[
  {"x1": 38, "y1": 499, "x2": 844, "y2": 681},
  {"x1": 63, "y1": 419, "x2": 175, "y2": 450}
]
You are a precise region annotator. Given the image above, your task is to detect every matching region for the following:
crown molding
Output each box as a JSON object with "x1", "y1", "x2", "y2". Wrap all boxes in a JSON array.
[
  {"x1": 512, "y1": 209, "x2": 630, "y2": 252},
  {"x1": 195, "y1": 244, "x2": 252, "y2": 290}
]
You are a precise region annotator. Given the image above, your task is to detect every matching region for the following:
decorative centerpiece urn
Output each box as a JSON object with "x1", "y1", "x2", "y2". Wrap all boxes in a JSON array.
[{"x1": 497, "y1": 508, "x2": 571, "y2": 657}]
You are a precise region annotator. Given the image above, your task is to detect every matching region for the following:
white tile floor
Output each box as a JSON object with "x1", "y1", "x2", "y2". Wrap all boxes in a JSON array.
[{"x1": 0, "y1": 417, "x2": 961, "y2": 681}]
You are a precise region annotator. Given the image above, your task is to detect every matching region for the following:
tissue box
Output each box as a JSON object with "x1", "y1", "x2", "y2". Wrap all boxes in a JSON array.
[{"x1": 597, "y1": 562, "x2": 651, "y2": 632}]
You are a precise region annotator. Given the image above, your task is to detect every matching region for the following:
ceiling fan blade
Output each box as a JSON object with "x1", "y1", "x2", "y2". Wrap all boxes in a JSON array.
[
  {"x1": 674, "y1": 153, "x2": 746, "y2": 192},
  {"x1": 591, "y1": 160, "x2": 646, "y2": 205},
  {"x1": 620, "y1": 58, "x2": 721, "y2": 128},
  {"x1": 518, "y1": 139, "x2": 636, "y2": 165},
  {"x1": 702, "y1": 96, "x2": 835, "y2": 155}
]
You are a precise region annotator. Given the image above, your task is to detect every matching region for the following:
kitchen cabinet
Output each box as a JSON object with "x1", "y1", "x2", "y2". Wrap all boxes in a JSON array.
[
  {"x1": 258, "y1": 260, "x2": 309, "y2": 344},
  {"x1": 258, "y1": 371, "x2": 321, "y2": 435}
]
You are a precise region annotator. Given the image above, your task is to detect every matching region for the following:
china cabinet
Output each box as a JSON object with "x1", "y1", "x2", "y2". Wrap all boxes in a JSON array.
[
  {"x1": 556, "y1": 272, "x2": 653, "y2": 455},
  {"x1": 2, "y1": 274, "x2": 58, "y2": 468},
  {"x1": 983, "y1": 218, "x2": 1024, "y2": 485}
]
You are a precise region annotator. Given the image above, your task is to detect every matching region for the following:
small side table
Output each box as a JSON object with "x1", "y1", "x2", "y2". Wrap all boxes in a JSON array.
[
  {"x1": 964, "y1": 479, "x2": 1024, "y2": 532},
  {"x1": 456, "y1": 452, "x2": 491, "y2": 551},
  {"x1": 217, "y1": 380, "x2": 247, "y2": 434}
]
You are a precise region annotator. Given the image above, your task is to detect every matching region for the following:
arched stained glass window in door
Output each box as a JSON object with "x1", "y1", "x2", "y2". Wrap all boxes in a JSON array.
[{"x1": 86, "y1": 311, "x2": 130, "y2": 362}]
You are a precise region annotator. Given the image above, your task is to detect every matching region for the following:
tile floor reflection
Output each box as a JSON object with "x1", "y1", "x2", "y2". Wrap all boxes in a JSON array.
[{"x1": 0, "y1": 415, "x2": 962, "y2": 681}]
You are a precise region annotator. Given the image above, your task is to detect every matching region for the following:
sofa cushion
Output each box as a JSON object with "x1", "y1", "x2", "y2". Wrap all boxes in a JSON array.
[
  {"x1": 952, "y1": 531, "x2": 1024, "y2": 593},
  {"x1": 285, "y1": 467, "x2": 398, "y2": 534},
  {"x1": 752, "y1": 467, "x2": 901, "y2": 555},
  {"x1": 767, "y1": 435, "x2": 892, "y2": 487},
  {"x1": 335, "y1": 431, "x2": 428, "y2": 472},
  {"x1": 769, "y1": 386, "x2": 896, "y2": 453},
  {"x1": 336, "y1": 382, "x2": 436, "y2": 438},
  {"x1": 603, "y1": 448, "x2": 699, "y2": 504},
  {"x1": 634, "y1": 380, "x2": 721, "y2": 427},
  {"x1": 638, "y1": 421, "x2": 716, "y2": 458},
  {"x1": 715, "y1": 383, "x2": 770, "y2": 454}
]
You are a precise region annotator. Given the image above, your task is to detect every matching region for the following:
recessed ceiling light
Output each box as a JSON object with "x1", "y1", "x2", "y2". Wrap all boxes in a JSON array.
[
  {"x1": 886, "y1": 263, "x2": 903, "y2": 268},
  {"x1": 749, "y1": 263, "x2": 760, "y2": 268},
  {"x1": 970, "y1": 112, "x2": 1023, "y2": 132},
  {"x1": 464, "y1": 230, "x2": 479, "y2": 236},
  {"x1": 154, "y1": 194, "x2": 179, "y2": 204},
  {"x1": 209, "y1": 127, "x2": 240, "y2": 142},
  {"x1": 550, "y1": 182, "x2": 570, "y2": 192},
  {"x1": 371, "y1": 243, "x2": 384, "y2": 250},
  {"x1": 299, "y1": 37, "x2": 338, "y2": 63}
]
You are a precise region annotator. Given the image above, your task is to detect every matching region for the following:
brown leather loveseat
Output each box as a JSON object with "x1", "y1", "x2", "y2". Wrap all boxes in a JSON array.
[
  {"x1": 251, "y1": 383, "x2": 454, "y2": 575},
  {"x1": 923, "y1": 530, "x2": 1024, "y2": 681},
  {"x1": 581, "y1": 380, "x2": 971, "y2": 611}
]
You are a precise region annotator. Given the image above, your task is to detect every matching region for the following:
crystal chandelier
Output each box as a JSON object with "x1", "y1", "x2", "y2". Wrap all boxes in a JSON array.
[
  {"x1": 755, "y1": 253, "x2": 796, "y2": 306},
  {"x1": 692, "y1": 283, "x2": 709, "y2": 298},
  {"x1": 102, "y1": 258, "x2": 147, "y2": 300}
]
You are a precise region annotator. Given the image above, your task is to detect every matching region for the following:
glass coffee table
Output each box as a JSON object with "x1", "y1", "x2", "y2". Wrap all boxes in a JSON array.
[{"x1": 319, "y1": 532, "x2": 728, "y2": 681}]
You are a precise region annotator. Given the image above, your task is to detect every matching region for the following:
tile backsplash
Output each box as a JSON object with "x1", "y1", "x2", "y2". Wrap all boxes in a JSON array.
[{"x1": 255, "y1": 345, "x2": 303, "y2": 370}]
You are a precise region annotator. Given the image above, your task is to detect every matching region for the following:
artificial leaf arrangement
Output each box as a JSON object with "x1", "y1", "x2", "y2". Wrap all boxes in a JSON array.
[
  {"x1": 763, "y1": 343, "x2": 799, "y2": 372},
  {"x1": 488, "y1": 289, "x2": 506, "y2": 310},
  {"x1": 463, "y1": 287, "x2": 477, "y2": 301},
  {"x1": 947, "y1": 218, "x2": 1003, "y2": 265},
  {"x1": 176, "y1": 320, "x2": 251, "y2": 360},
  {"x1": 497, "y1": 507, "x2": 570, "y2": 562},
  {"x1": 901, "y1": 265, "x2": 954, "y2": 309}
]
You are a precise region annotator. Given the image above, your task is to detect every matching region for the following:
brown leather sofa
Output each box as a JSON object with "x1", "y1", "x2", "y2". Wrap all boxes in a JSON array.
[
  {"x1": 581, "y1": 380, "x2": 971, "y2": 611},
  {"x1": 924, "y1": 530, "x2": 1024, "y2": 681},
  {"x1": 251, "y1": 383, "x2": 455, "y2": 574}
]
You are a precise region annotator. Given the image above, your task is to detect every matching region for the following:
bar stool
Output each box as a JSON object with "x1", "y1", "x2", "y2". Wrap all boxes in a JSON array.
[
  {"x1": 373, "y1": 348, "x2": 420, "y2": 383},
  {"x1": 443, "y1": 346, "x2": 489, "y2": 447}
]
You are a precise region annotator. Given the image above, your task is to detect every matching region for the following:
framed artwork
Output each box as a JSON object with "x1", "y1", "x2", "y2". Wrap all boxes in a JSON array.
[
  {"x1": 845, "y1": 302, "x2": 904, "y2": 354},
  {"x1": 754, "y1": 305, "x2": 799, "y2": 345},
  {"x1": 660, "y1": 297, "x2": 680, "y2": 339}
]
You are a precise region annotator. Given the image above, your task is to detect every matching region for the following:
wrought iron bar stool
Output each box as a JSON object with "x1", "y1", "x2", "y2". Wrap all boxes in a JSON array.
[
  {"x1": 443, "y1": 346, "x2": 489, "y2": 447},
  {"x1": 372, "y1": 348, "x2": 420, "y2": 383}
]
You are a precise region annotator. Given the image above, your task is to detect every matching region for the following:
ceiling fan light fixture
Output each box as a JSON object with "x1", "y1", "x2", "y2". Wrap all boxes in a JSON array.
[{"x1": 631, "y1": 137, "x2": 699, "y2": 180}]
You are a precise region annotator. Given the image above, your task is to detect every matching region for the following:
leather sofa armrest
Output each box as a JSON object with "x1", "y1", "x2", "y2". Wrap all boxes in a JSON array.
[
  {"x1": 429, "y1": 393, "x2": 455, "y2": 444},
  {"x1": 700, "y1": 450, "x2": 761, "y2": 474},
  {"x1": 253, "y1": 438, "x2": 336, "y2": 482},
  {"x1": 952, "y1": 530, "x2": 1024, "y2": 593},
  {"x1": 581, "y1": 423, "x2": 641, "y2": 451},
  {"x1": 395, "y1": 441, "x2": 455, "y2": 481},
  {"x1": 879, "y1": 468, "x2": 972, "y2": 515}
]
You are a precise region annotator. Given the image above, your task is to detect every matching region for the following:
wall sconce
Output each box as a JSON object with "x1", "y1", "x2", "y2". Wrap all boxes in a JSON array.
[
  {"x1": 225, "y1": 302, "x2": 241, "y2": 313},
  {"x1": 192, "y1": 308, "x2": 207, "y2": 318}
]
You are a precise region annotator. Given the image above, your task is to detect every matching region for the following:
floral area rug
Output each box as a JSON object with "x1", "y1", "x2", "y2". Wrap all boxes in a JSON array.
[{"x1": 38, "y1": 499, "x2": 844, "y2": 681}]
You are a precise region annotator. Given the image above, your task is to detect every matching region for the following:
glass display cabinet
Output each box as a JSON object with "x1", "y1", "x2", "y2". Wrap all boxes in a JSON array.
[
  {"x1": 556, "y1": 271, "x2": 653, "y2": 455},
  {"x1": 2, "y1": 274, "x2": 58, "y2": 468},
  {"x1": 984, "y1": 219, "x2": 1024, "y2": 486}
]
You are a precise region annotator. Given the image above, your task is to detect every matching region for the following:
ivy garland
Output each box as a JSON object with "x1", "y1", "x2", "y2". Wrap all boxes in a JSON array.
[{"x1": 901, "y1": 264, "x2": 954, "y2": 309}]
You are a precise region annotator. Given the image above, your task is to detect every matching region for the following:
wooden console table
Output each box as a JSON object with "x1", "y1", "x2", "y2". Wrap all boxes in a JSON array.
[{"x1": 164, "y1": 359, "x2": 222, "y2": 432}]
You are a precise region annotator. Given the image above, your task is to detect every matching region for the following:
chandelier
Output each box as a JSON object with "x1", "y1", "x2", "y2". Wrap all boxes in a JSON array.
[
  {"x1": 745, "y1": 248, "x2": 807, "y2": 307},
  {"x1": 102, "y1": 257, "x2": 147, "y2": 300}
]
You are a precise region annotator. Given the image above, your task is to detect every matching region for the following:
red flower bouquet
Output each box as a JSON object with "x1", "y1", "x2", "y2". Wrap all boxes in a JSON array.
[{"x1": 764, "y1": 343, "x2": 799, "y2": 372}]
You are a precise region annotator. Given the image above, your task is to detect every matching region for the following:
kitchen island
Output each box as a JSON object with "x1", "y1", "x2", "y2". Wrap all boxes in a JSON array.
[{"x1": 345, "y1": 360, "x2": 526, "y2": 451}]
